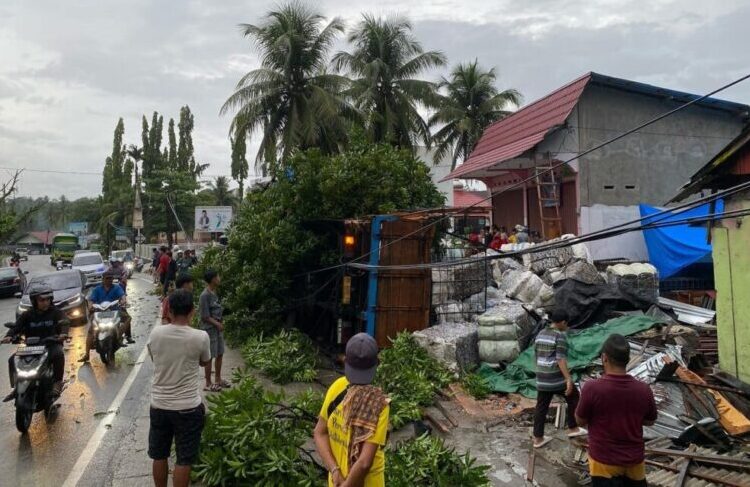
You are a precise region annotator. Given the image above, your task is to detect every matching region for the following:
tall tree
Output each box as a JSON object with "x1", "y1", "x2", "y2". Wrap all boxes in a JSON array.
[
  {"x1": 167, "y1": 118, "x2": 178, "y2": 169},
  {"x1": 206, "y1": 176, "x2": 236, "y2": 207},
  {"x1": 177, "y1": 106, "x2": 194, "y2": 172},
  {"x1": 429, "y1": 61, "x2": 521, "y2": 170},
  {"x1": 333, "y1": 15, "x2": 446, "y2": 150},
  {"x1": 231, "y1": 127, "x2": 249, "y2": 203},
  {"x1": 221, "y1": 3, "x2": 356, "y2": 170}
]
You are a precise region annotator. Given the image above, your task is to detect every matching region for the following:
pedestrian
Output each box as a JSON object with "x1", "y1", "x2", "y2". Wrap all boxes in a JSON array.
[
  {"x1": 162, "y1": 274, "x2": 194, "y2": 324},
  {"x1": 160, "y1": 250, "x2": 176, "y2": 297},
  {"x1": 314, "y1": 333, "x2": 390, "y2": 487},
  {"x1": 199, "y1": 270, "x2": 229, "y2": 392},
  {"x1": 575, "y1": 334, "x2": 657, "y2": 486},
  {"x1": 147, "y1": 289, "x2": 211, "y2": 487},
  {"x1": 508, "y1": 228, "x2": 518, "y2": 243},
  {"x1": 482, "y1": 225, "x2": 492, "y2": 247},
  {"x1": 176, "y1": 251, "x2": 193, "y2": 277},
  {"x1": 532, "y1": 309, "x2": 585, "y2": 448},
  {"x1": 515, "y1": 224, "x2": 529, "y2": 243},
  {"x1": 151, "y1": 247, "x2": 162, "y2": 282}
]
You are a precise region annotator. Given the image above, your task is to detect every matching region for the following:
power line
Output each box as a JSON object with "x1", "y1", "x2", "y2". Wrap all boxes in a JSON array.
[{"x1": 301, "y1": 71, "x2": 750, "y2": 277}]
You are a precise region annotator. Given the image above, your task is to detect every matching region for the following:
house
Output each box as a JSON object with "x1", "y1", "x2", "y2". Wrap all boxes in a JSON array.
[
  {"x1": 13, "y1": 231, "x2": 61, "y2": 249},
  {"x1": 452, "y1": 184, "x2": 492, "y2": 234},
  {"x1": 444, "y1": 72, "x2": 750, "y2": 260},
  {"x1": 671, "y1": 125, "x2": 750, "y2": 382}
]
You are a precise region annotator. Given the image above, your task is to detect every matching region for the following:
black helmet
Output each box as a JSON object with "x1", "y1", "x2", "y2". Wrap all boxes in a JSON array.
[{"x1": 29, "y1": 285, "x2": 53, "y2": 305}]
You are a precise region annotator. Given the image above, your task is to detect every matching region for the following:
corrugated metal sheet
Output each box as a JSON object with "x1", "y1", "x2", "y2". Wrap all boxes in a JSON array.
[
  {"x1": 443, "y1": 74, "x2": 591, "y2": 180},
  {"x1": 659, "y1": 297, "x2": 716, "y2": 326},
  {"x1": 647, "y1": 446, "x2": 750, "y2": 487},
  {"x1": 452, "y1": 189, "x2": 492, "y2": 209}
]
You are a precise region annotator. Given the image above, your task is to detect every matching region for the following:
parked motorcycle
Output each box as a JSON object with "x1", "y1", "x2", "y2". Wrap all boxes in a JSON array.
[
  {"x1": 3, "y1": 325, "x2": 67, "y2": 433},
  {"x1": 91, "y1": 301, "x2": 124, "y2": 365}
]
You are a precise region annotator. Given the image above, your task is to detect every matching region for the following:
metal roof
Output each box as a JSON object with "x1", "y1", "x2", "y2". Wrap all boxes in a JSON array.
[
  {"x1": 445, "y1": 72, "x2": 750, "y2": 182},
  {"x1": 452, "y1": 189, "x2": 492, "y2": 209}
]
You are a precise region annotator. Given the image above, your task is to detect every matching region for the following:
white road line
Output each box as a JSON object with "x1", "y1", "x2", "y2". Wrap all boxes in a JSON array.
[{"x1": 62, "y1": 315, "x2": 158, "y2": 487}]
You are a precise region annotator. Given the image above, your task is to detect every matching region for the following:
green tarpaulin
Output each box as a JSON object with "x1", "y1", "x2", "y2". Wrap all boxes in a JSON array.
[{"x1": 478, "y1": 315, "x2": 660, "y2": 398}]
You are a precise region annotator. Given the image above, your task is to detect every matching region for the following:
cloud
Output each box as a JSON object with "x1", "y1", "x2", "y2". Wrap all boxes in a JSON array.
[{"x1": 0, "y1": 0, "x2": 749, "y2": 200}]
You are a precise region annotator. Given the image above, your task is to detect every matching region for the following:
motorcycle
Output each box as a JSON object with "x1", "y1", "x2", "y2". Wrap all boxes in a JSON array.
[
  {"x1": 3, "y1": 325, "x2": 67, "y2": 433},
  {"x1": 133, "y1": 257, "x2": 144, "y2": 273},
  {"x1": 91, "y1": 301, "x2": 124, "y2": 365}
]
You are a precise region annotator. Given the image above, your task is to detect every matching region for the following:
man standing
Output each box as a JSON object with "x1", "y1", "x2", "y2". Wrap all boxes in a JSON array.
[
  {"x1": 314, "y1": 333, "x2": 390, "y2": 487},
  {"x1": 576, "y1": 334, "x2": 657, "y2": 486},
  {"x1": 533, "y1": 309, "x2": 585, "y2": 447},
  {"x1": 148, "y1": 289, "x2": 210, "y2": 487},
  {"x1": 199, "y1": 270, "x2": 228, "y2": 392},
  {"x1": 162, "y1": 274, "x2": 194, "y2": 324}
]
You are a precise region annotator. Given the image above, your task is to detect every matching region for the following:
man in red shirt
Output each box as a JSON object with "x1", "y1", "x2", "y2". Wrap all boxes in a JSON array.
[
  {"x1": 157, "y1": 248, "x2": 172, "y2": 297},
  {"x1": 575, "y1": 334, "x2": 657, "y2": 487}
]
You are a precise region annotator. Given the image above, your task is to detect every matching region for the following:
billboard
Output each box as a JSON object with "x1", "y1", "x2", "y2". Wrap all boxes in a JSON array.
[{"x1": 195, "y1": 206, "x2": 233, "y2": 233}]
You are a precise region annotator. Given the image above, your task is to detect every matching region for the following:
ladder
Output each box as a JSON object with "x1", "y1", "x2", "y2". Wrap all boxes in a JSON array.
[{"x1": 534, "y1": 155, "x2": 562, "y2": 240}]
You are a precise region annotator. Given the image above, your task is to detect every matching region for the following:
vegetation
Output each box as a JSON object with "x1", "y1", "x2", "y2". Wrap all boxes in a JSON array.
[
  {"x1": 222, "y1": 3, "x2": 356, "y2": 169},
  {"x1": 386, "y1": 434, "x2": 491, "y2": 486},
  {"x1": 374, "y1": 333, "x2": 452, "y2": 429},
  {"x1": 333, "y1": 15, "x2": 446, "y2": 149},
  {"x1": 461, "y1": 371, "x2": 492, "y2": 400},
  {"x1": 212, "y1": 137, "x2": 443, "y2": 334},
  {"x1": 193, "y1": 374, "x2": 325, "y2": 486},
  {"x1": 430, "y1": 61, "x2": 522, "y2": 170},
  {"x1": 205, "y1": 176, "x2": 236, "y2": 207},
  {"x1": 243, "y1": 329, "x2": 319, "y2": 384}
]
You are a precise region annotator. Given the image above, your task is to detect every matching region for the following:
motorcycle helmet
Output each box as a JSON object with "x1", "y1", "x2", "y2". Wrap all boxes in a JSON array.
[{"x1": 29, "y1": 284, "x2": 54, "y2": 307}]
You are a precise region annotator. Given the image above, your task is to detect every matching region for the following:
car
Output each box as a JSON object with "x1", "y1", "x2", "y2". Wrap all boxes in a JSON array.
[
  {"x1": 17, "y1": 270, "x2": 89, "y2": 325},
  {"x1": 14, "y1": 248, "x2": 29, "y2": 261},
  {"x1": 71, "y1": 251, "x2": 107, "y2": 287},
  {"x1": 0, "y1": 267, "x2": 27, "y2": 297}
]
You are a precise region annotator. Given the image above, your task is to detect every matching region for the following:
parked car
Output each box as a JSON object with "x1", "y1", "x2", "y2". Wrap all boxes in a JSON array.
[
  {"x1": 14, "y1": 248, "x2": 29, "y2": 261},
  {"x1": 71, "y1": 251, "x2": 107, "y2": 287},
  {"x1": 0, "y1": 267, "x2": 27, "y2": 297},
  {"x1": 17, "y1": 270, "x2": 89, "y2": 325}
]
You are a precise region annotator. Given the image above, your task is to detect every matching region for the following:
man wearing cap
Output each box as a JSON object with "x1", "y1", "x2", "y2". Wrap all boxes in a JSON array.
[{"x1": 314, "y1": 333, "x2": 390, "y2": 487}]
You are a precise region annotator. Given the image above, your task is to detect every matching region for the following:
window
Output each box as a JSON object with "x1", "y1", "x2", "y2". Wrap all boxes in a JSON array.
[{"x1": 73, "y1": 254, "x2": 103, "y2": 266}]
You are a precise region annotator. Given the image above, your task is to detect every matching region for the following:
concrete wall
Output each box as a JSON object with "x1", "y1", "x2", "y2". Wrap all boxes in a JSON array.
[
  {"x1": 577, "y1": 84, "x2": 745, "y2": 207},
  {"x1": 579, "y1": 204, "x2": 650, "y2": 261},
  {"x1": 711, "y1": 194, "x2": 750, "y2": 382}
]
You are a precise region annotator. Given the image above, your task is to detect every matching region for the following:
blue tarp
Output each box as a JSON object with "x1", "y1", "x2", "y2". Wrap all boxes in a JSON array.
[{"x1": 639, "y1": 200, "x2": 722, "y2": 278}]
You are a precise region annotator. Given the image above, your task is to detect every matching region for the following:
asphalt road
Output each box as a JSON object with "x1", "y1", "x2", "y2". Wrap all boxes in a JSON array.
[{"x1": 0, "y1": 255, "x2": 162, "y2": 486}]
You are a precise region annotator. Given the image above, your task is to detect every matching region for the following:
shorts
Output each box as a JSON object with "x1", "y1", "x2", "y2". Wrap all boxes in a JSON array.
[
  {"x1": 148, "y1": 404, "x2": 205, "y2": 465},
  {"x1": 203, "y1": 326, "x2": 225, "y2": 358}
]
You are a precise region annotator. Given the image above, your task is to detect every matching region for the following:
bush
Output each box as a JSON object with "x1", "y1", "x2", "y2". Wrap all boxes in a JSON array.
[
  {"x1": 375, "y1": 333, "x2": 452, "y2": 429},
  {"x1": 461, "y1": 372, "x2": 491, "y2": 400},
  {"x1": 387, "y1": 434, "x2": 491, "y2": 486},
  {"x1": 192, "y1": 374, "x2": 325, "y2": 486},
  {"x1": 243, "y1": 329, "x2": 319, "y2": 384}
]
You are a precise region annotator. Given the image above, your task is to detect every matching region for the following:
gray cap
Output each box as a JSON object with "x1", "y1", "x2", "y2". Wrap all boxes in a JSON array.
[{"x1": 344, "y1": 333, "x2": 379, "y2": 385}]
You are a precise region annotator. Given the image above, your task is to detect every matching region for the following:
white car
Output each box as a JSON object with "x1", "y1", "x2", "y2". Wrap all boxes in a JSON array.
[
  {"x1": 71, "y1": 251, "x2": 107, "y2": 287},
  {"x1": 14, "y1": 248, "x2": 29, "y2": 261}
]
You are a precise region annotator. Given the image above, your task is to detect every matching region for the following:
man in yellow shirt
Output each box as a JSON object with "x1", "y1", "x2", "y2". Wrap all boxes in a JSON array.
[{"x1": 314, "y1": 333, "x2": 390, "y2": 487}]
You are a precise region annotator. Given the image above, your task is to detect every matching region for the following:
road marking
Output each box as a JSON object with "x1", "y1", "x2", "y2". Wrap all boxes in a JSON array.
[{"x1": 62, "y1": 314, "x2": 158, "y2": 487}]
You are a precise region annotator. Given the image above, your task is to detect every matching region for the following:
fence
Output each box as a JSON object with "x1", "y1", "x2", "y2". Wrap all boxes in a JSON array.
[{"x1": 431, "y1": 239, "x2": 490, "y2": 324}]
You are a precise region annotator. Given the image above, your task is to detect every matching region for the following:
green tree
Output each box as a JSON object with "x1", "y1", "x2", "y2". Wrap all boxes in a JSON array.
[
  {"x1": 230, "y1": 127, "x2": 249, "y2": 203},
  {"x1": 221, "y1": 3, "x2": 356, "y2": 169},
  {"x1": 333, "y1": 15, "x2": 446, "y2": 150},
  {"x1": 206, "y1": 176, "x2": 236, "y2": 207},
  {"x1": 429, "y1": 61, "x2": 521, "y2": 169}
]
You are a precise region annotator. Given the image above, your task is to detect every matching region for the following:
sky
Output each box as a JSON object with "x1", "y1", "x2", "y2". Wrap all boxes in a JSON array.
[{"x1": 1, "y1": 0, "x2": 749, "y2": 199}]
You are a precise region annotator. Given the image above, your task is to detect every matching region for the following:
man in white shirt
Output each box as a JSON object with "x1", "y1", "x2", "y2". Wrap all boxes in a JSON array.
[{"x1": 147, "y1": 289, "x2": 211, "y2": 487}]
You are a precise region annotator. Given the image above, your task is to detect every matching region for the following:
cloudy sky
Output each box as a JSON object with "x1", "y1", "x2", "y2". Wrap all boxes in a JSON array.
[{"x1": 2, "y1": 0, "x2": 749, "y2": 199}]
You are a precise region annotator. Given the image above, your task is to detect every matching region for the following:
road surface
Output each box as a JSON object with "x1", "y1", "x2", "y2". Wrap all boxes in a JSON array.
[{"x1": 0, "y1": 255, "x2": 162, "y2": 486}]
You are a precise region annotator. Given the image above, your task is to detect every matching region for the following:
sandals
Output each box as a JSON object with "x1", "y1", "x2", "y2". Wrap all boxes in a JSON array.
[
  {"x1": 533, "y1": 437, "x2": 553, "y2": 448},
  {"x1": 567, "y1": 427, "x2": 588, "y2": 438},
  {"x1": 217, "y1": 380, "x2": 232, "y2": 389},
  {"x1": 204, "y1": 384, "x2": 222, "y2": 392}
]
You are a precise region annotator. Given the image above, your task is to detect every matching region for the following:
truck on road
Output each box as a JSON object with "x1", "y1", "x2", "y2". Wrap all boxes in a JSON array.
[{"x1": 50, "y1": 233, "x2": 78, "y2": 265}]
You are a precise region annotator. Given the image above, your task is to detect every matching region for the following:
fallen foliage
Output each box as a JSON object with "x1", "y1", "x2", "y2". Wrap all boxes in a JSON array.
[
  {"x1": 242, "y1": 329, "x2": 319, "y2": 384},
  {"x1": 387, "y1": 434, "x2": 491, "y2": 486},
  {"x1": 375, "y1": 333, "x2": 452, "y2": 429},
  {"x1": 461, "y1": 371, "x2": 491, "y2": 400}
]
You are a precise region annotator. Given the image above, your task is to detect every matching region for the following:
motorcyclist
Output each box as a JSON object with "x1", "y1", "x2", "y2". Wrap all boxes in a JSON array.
[
  {"x1": 10, "y1": 252, "x2": 20, "y2": 266},
  {"x1": 110, "y1": 257, "x2": 128, "y2": 292},
  {"x1": 2, "y1": 285, "x2": 69, "y2": 400},
  {"x1": 79, "y1": 269, "x2": 134, "y2": 363}
]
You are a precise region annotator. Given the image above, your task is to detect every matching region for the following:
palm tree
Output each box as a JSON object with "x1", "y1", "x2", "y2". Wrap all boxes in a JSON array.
[
  {"x1": 221, "y1": 3, "x2": 356, "y2": 171},
  {"x1": 333, "y1": 15, "x2": 446, "y2": 150},
  {"x1": 429, "y1": 61, "x2": 522, "y2": 170},
  {"x1": 207, "y1": 177, "x2": 236, "y2": 207}
]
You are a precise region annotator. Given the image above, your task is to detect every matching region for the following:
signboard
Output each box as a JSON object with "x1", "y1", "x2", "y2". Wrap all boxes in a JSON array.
[
  {"x1": 115, "y1": 227, "x2": 132, "y2": 242},
  {"x1": 69, "y1": 221, "x2": 88, "y2": 248},
  {"x1": 195, "y1": 206, "x2": 233, "y2": 233}
]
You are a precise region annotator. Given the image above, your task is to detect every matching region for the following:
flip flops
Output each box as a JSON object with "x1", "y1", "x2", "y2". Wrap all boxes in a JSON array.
[
  {"x1": 533, "y1": 437, "x2": 553, "y2": 448},
  {"x1": 567, "y1": 427, "x2": 588, "y2": 438},
  {"x1": 204, "y1": 384, "x2": 222, "y2": 392},
  {"x1": 217, "y1": 380, "x2": 232, "y2": 389}
]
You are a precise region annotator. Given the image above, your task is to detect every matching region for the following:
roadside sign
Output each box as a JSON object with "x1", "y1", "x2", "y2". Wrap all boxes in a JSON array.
[{"x1": 136, "y1": 234, "x2": 146, "y2": 244}]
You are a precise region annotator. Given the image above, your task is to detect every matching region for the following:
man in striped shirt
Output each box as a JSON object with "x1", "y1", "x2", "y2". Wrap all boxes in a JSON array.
[{"x1": 533, "y1": 309, "x2": 585, "y2": 448}]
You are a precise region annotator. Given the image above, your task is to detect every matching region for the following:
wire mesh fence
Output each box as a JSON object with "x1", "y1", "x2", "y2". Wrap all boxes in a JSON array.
[{"x1": 431, "y1": 240, "x2": 490, "y2": 323}]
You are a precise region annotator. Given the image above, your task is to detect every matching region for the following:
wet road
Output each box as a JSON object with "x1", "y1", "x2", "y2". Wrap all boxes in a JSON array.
[{"x1": 0, "y1": 255, "x2": 161, "y2": 486}]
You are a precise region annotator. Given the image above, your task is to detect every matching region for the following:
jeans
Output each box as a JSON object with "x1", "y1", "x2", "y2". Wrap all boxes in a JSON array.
[{"x1": 533, "y1": 387, "x2": 580, "y2": 438}]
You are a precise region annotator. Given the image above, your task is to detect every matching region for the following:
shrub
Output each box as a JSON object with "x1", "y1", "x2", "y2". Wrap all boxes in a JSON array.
[
  {"x1": 243, "y1": 329, "x2": 319, "y2": 384},
  {"x1": 192, "y1": 374, "x2": 325, "y2": 486},
  {"x1": 375, "y1": 333, "x2": 452, "y2": 429},
  {"x1": 387, "y1": 434, "x2": 491, "y2": 486},
  {"x1": 461, "y1": 372, "x2": 491, "y2": 400}
]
